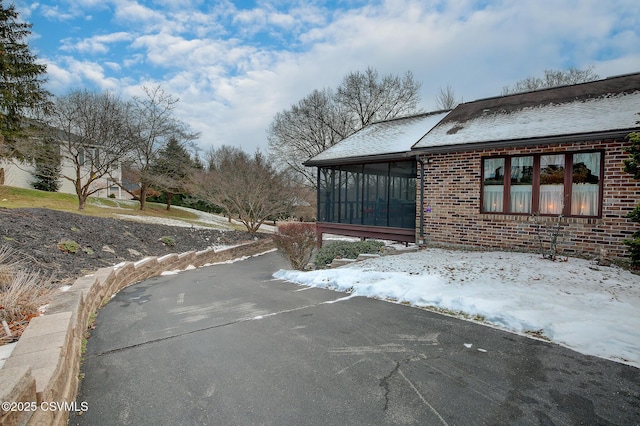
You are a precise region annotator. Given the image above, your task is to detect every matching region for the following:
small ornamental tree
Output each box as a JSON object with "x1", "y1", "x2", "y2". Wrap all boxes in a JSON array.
[
  {"x1": 197, "y1": 146, "x2": 299, "y2": 234},
  {"x1": 623, "y1": 131, "x2": 640, "y2": 266}
]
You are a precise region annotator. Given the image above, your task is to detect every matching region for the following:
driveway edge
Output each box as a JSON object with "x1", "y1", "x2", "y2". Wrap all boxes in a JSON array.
[{"x1": 0, "y1": 238, "x2": 275, "y2": 426}]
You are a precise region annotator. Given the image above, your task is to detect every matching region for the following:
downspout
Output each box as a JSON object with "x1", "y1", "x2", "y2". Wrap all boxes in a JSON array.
[
  {"x1": 416, "y1": 155, "x2": 425, "y2": 246},
  {"x1": 316, "y1": 166, "x2": 322, "y2": 249}
]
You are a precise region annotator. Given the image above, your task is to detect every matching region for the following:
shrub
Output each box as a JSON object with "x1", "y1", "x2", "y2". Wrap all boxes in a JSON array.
[
  {"x1": 272, "y1": 222, "x2": 317, "y2": 270},
  {"x1": 623, "y1": 205, "x2": 640, "y2": 266},
  {"x1": 160, "y1": 236, "x2": 175, "y2": 247},
  {"x1": 624, "y1": 131, "x2": 640, "y2": 267},
  {"x1": 532, "y1": 213, "x2": 565, "y2": 261},
  {"x1": 57, "y1": 240, "x2": 80, "y2": 254},
  {"x1": 314, "y1": 240, "x2": 385, "y2": 268}
]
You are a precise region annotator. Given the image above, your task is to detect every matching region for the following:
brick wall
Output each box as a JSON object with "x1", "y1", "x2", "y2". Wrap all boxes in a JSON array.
[{"x1": 418, "y1": 138, "x2": 640, "y2": 260}]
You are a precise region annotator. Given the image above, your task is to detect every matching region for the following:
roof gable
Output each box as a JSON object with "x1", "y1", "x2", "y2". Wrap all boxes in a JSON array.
[{"x1": 413, "y1": 72, "x2": 640, "y2": 150}]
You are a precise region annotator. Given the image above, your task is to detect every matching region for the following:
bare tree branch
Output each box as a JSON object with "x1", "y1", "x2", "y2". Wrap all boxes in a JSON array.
[
  {"x1": 44, "y1": 89, "x2": 131, "y2": 210},
  {"x1": 125, "y1": 85, "x2": 200, "y2": 210},
  {"x1": 502, "y1": 66, "x2": 599, "y2": 95},
  {"x1": 196, "y1": 147, "x2": 300, "y2": 234},
  {"x1": 435, "y1": 84, "x2": 458, "y2": 110},
  {"x1": 268, "y1": 67, "x2": 422, "y2": 188}
]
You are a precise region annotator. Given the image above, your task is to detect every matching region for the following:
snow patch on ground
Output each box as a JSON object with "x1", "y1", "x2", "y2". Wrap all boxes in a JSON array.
[
  {"x1": 113, "y1": 206, "x2": 278, "y2": 233},
  {"x1": 274, "y1": 248, "x2": 640, "y2": 368}
]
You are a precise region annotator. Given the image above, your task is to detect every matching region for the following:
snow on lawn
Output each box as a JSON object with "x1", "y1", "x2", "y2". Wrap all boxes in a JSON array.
[{"x1": 274, "y1": 248, "x2": 640, "y2": 368}]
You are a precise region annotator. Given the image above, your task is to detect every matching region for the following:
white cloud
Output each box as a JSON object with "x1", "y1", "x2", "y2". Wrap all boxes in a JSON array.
[
  {"x1": 63, "y1": 32, "x2": 134, "y2": 54},
  {"x1": 39, "y1": 4, "x2": 78, "y2": 21},
  {"x1": 28, "y1": 0, "x2": 640, "y2": 155},
  {"x1": 113, "y1": 0, "x2": 169, "y2": 32},
  {"x1": 59, "y1": 57, "x2": 125, "y2": 91}
]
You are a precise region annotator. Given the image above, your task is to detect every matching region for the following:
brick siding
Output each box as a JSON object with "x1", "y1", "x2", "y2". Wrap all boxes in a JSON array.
[{"x1": 418, "y1": 138, "x2": 640, "y2": 260}]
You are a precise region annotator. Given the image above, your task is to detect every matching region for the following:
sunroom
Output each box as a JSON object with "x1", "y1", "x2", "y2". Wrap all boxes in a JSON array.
[{"x1": 304, "y1": 112, "x2": 448, "y2": 245}]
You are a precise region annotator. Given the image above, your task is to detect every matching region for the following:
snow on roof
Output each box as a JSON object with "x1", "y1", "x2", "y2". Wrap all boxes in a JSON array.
[
  {"x1": 413, "y1": 91, "x2": 640, "y2": 149},
  {"x1": 306, "y1": 112, "x2": 448, "y2": 165}
]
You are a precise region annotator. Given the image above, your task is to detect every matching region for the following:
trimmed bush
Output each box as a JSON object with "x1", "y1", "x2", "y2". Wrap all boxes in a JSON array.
[
  {"x1": 272, "y1": 222, "x2": 317, "y2": 270},
  {"x1": 314, "y1": 240, "x2": 385, "y2": 268}
]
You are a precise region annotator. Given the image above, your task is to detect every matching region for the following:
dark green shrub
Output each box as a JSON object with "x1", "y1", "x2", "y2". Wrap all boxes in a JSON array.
[
  {"x1": 623, "y1": 205, "x2": 640, "y2": 266},
  {"x1": 624, "y1": 131, "x2": 640, "y2": 267},
  {"x1": 314, "y1": 240, "x2": 385, "y2": 268}
]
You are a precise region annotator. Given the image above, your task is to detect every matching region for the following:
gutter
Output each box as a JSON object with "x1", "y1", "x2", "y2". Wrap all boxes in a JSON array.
[
  {"x1": 304, "y1": 151, "x2": 414, "y2": 167},
  {"x1": 411, "y1": 129, "x2": 638, "y2": 155}
]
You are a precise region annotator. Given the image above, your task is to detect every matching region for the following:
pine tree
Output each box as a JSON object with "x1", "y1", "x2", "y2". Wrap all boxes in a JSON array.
[
  {"x1": 151, "y1": 137, "x2": 194, "y2": 210},
  {"x1": 0, "y1": 1, "x2": 50, "y2": 152},
  {"x1": 31, "y1": 137, "x2": 61, "y2": 192}
]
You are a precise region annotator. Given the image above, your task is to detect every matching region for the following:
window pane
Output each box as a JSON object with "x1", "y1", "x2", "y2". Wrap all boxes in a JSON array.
[
  {"x1": 539, "y1": 154, "x2": 565, "y2": 214},
  {"x1": 363, "y1": 163, "x2": 387, "y2": 226},
  {"x1": 338, "y1": 170, "x2": 348, "y2": 223},
  {"x1": 572, "y1": 152, "x2": 600, "y2": 216},
  {"x1": 388, "y1": 161, "x2": 417, "y2": 228},
  {"x1": 509, "y1": 156, "x2": 533, "y2": 213},
  {"x1": 319, "y1": 168, "x2": 336, "y2": 222},
  {"x1": 483, "y1": 158, "x2": 504, "y2": 212}
]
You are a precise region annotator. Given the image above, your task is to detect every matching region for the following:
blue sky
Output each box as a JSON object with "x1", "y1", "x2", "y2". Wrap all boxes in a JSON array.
[{"x1": 14, "y1": 0, "x2": 640, "y2": 154}]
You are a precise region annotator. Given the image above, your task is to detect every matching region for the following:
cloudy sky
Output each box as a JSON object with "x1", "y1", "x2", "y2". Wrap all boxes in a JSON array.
[{"x1": 14, "y1": 0, "x2": 640, "y2": 155}]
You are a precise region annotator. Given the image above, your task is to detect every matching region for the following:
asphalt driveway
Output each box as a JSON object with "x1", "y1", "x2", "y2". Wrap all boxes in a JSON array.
[{"x1": 71, "y1": 251, "x2": 640, "y2": 425}]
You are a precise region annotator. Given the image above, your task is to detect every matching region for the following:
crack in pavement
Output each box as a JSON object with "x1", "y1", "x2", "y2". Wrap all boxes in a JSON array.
[
  {"x1": 379, "y1": 361, "x2": 401, "y2": 411},
  {"x1": 84, "y1": 295, "x2": 354, "y2": 360},
  {"x1": 379, "y1": 354, "x2": 449, "y2": 425}
]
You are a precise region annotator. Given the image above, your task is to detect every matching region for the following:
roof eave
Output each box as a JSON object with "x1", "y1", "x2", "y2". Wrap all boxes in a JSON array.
[
  {"x1": 303, "y1": 151, "x2": 414, "y2": 167},
  {"x1": 411, "y1": 129, "x2": 639, "y2": 155}
]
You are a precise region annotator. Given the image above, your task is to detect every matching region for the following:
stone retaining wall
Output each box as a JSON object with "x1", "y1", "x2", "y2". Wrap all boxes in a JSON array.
[{"x1": 0, "y1": 238, "x2": 275, "y2": 426}]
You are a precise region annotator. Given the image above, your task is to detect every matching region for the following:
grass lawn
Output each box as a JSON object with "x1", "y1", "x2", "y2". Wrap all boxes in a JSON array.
[{"x1": 0, "y1": 185, "x2": 201, "y2": 223}]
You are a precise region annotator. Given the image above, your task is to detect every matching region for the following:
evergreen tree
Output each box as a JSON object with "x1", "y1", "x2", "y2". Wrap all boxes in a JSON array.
[
  {"x1": 151, "y1": 137, "x2": 194, "y2": 210},
  {"x1": 0, "y1": 1, "x2": 50, "y2": 153},
  {"x1": 623, "y1": 131, "x2": 640, "y2": 266},
  {"x1": 31, "y1": 136, "x2": 61, "y2": 192}
]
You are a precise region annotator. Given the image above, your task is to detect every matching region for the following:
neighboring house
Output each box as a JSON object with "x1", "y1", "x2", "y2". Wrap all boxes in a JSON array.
[
  {"x1": 305, "y1": 72, "x2": 640, "y2": 260},
  {"x1": 0, "y1": 133, "x2": 124, "y2": 199}
]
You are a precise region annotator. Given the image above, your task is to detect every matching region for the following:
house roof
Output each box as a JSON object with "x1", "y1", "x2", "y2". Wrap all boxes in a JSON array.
[
  {"x1": 413, "y1": 72, "x2": 640, "y2": 152},
  {"x1": 304, "y1": 111, "x2": 449, "y2": 166}
]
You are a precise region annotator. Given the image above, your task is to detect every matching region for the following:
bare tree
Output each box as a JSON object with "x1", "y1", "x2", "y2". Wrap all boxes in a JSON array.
[
  {"x1": 336, "y1": 68, "x2": 421, "y2": 127},
  {"x1": 435, "y1": 84, "x2": 459, "y2": 110},
  {"x1": 502, "y1": 66, "x2": 599, "y2": 95},
  {"x1": 126, "y1": 85, "x2": 199, "y2": 210},
  {"x1": 196, "y1": 146, "x2": 298, "y2": 234},
  {"x1": 268, "y1": 67, "x2": 422, "y2": 188},
  {"x1": 268, "y1": 88, "x2": 350, "y2": 188},
  {"x1": 45, "y1": 89, "x2": 130, "y2": 210}
]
